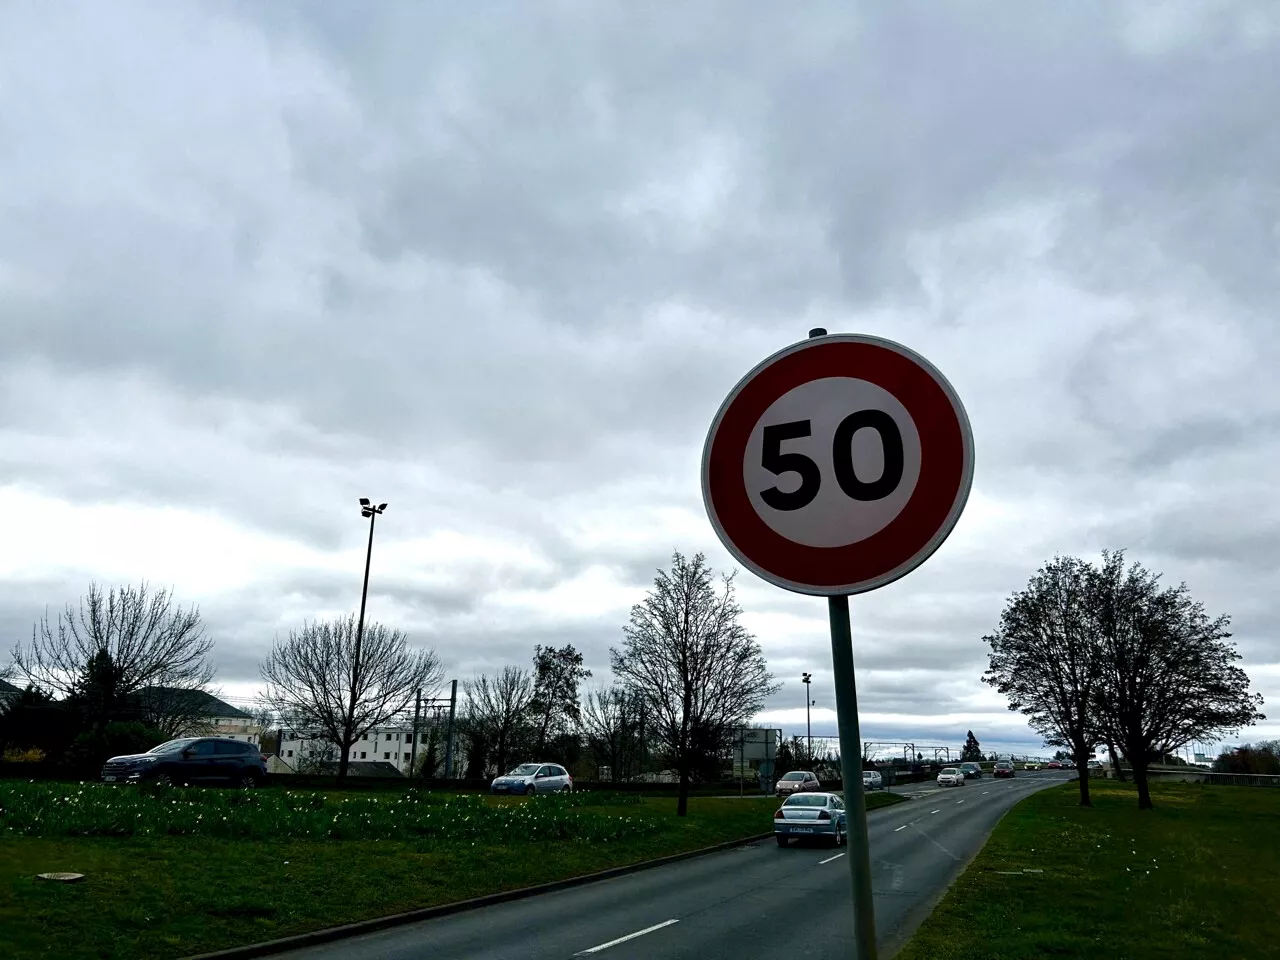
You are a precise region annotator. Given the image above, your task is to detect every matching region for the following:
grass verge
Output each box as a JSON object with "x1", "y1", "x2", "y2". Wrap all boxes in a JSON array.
[
  {"x1": 0, "y1": 782, "x2": 782, "y2": 960},
  {"x1": 894, "y1": 780, "x2": 1280, "y2": 960}
]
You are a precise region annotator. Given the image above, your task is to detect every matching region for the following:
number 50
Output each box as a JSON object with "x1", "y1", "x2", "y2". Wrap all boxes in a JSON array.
[{"x1": 759, "y1": 412, "x2": 904, "y2": 511}]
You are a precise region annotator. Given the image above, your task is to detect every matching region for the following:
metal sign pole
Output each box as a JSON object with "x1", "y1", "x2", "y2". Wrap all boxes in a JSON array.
[{"x1": 829, "y1": 594, "x2": 877, "y2": 959}]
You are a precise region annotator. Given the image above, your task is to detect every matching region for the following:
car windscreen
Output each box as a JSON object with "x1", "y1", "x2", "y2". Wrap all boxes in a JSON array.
[
  {"x1": 941, "y1": 768, "x2": 959, "y2": 775},
  {"x1": 507, "y1": 764, "x2": 540, "y2": 775},
  {"x1": 781, "y1": 772, "x2": 806, "y2": 780},
  {"x1": 147, "y1": 739, "x2": 197, "y2": 754},
  {"x1": 783, "y1": 795, "x2": 828, "y2": 807}
]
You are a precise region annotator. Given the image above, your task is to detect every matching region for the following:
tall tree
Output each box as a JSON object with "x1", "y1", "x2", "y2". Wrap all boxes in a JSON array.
[
  {"x1": 529, "y1": 644, "x2": 591, "y2": 756},
  {"x1": 1090, "y1": 551, "x2": 1264, "y2": 810},
  {"x1": 960, "y1": 730, "x2": 983, "y2": 762},
  {"x1": 581, "y1": 685, "x2": 643, "y2": 781},
  {"x1": 463, "y1": 666, "x2": 536, "y2": 776},
  {"x1": 983, "y1": 556, "x2": 1103, "y2": 806},
  {"x1": 12, "y1": 582, "x2": 214, "y2": 734},
  {"x1": 610, "y1": 551, "x2": 780, "y2": 816},
  {"x1": 258, "y1": 615, "x2": 444, "y2": 780}
]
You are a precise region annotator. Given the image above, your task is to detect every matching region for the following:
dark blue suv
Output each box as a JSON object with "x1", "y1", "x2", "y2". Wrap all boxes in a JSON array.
[{"x1": 101, "y1": 737, "x2": 267, "y2": 788}]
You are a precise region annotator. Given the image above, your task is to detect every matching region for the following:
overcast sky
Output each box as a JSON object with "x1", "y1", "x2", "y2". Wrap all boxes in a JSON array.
[{"x1": 3, "y1": 1, "x2": 1278, "y2": 759}]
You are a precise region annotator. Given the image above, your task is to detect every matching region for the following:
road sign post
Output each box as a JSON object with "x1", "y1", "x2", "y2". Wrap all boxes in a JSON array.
[{"x1": 701, "y1": 329, "x2": 974, "y2": 960}]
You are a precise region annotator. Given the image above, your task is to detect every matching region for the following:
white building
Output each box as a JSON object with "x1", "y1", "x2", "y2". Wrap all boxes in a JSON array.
[{"x1": 279, "y1": 724, "x2": 442, "y2": 775}]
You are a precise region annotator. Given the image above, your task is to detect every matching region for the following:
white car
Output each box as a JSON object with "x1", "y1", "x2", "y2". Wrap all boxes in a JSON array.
[
  {"x1": 862, "y1": 770, "x2": 883, "y2": 790},
  {"x1": 489, "y1": 762, "x2": 573, "y2": 795},
  {"x1": 936, "y1": 767, "x2": 965, "y2": 787},
  {"x1": 1024, "y1": 761, "x2": 1040, "y2": 771}
]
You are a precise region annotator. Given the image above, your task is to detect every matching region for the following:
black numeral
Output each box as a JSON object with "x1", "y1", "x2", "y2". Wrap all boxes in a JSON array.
[
  {"x1": 758, "y1": 411, "x2": 904, "y2": 510},
  {"x1": 832, "y1": 410, "x2": 904, "y2": 501},
  {"x1": 760, "y1": 421, "x2": 822, "y2": 511}
]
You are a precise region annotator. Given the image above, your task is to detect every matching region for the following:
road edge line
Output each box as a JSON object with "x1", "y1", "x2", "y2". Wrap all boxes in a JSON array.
[
  {"x1": 181, "y1": 831, "x2": 776, "y2": 960},
  {"x1": 879, "y1": 776, "x2": 1073, "y2": 960}
]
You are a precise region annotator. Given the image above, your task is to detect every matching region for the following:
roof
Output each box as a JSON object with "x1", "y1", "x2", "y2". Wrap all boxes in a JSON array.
[
  {"x1": 0, "y1": 678, "x2": 20, "y2": 694},
  {"x1": 134, "y1": 687, "x2": 252, "y2": 719}
]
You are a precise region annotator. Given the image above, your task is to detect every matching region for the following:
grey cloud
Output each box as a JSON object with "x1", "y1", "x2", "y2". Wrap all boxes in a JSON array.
[{"x1": 2, "y1": 0, "x2": 1279, "y2": 743}]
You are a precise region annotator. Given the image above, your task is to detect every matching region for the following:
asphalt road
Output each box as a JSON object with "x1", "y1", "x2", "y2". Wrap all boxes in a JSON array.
[{"x1": 269, "y1": 772, "x2": 1074, "y2": 960}]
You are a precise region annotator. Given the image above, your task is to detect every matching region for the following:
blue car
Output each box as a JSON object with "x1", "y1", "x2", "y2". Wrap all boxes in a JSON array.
[{"x1": 774, "y1": 791, "x2": 848, "y2": 847}]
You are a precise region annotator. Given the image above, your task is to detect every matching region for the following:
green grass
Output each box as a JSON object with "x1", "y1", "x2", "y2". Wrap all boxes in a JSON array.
[
  {"x1": 895, "y1": 780, "x2": 1280, "y2": 960},
  {"x1": 0, "y1": 779, "x2": 800, "y2": 960}
]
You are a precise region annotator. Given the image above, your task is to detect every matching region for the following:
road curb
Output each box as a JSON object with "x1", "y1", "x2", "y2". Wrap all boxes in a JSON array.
[{"x1": 183, "y1": 831, "x2": 776, "y2": 960}]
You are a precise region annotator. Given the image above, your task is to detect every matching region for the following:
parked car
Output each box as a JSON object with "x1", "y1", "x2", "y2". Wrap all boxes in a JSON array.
[
  {"x1": 774, "y1": 792, "x2": 847, "y2": 847},
  {"x1": 1087, "y1": 760, "x2": 1105, "y2": 772},
  {"x1": 101, "y1": 737, "x2": 266, "y2": 788},
  {"x1": 936, "y1": 767, "x2": 965, "y2": 787},
  {"x1": 1047, "y1": 760, "x2": 1063, "y2": 769},
  {"x1": 959, "y1": 762, "x2": 983, "y2": 779},
  {"x1": 1061, "y1": 759, "x2": 1076, "y2": 768},
  {"x1": 775, "y1": 770, "x2": 822, "y2": 797},
  {"x1": 862, "y1": 770, "x2": 883, "y2": 791},
  {"x1": 490, "y1": 763, "x2": 572, "y2": 795},
  {"x1": 993, "y1": 760, "x2": 1015, "y2": 778}
]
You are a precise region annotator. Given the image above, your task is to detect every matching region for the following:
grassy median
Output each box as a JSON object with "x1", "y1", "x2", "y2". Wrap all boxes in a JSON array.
[
  {"x1": 895, "y1": 780, "x2": 1280, "y2": 960},
  {"x1": 0, "y1": 780, "x2": 904, "y2": 959}
]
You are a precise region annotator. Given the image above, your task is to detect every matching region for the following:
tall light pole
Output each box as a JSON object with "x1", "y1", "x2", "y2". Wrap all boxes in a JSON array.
[
  {"x1": 802, "y1": 672, "x2": 812, "y2": 761},
  {"x1": 355, "y1": 498, "x2": 386, "y2": 656},
  {"x1": 342, "y1": 498, "x2": 386, "y2": 778}
]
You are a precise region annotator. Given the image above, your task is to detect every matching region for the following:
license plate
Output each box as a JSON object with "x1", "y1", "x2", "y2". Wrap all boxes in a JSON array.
[
  {"x1": 790, "y1": 826, "x2": 814, "y2": 833},
  {"x1": 103, "y1": 776, "x2": 117, "y2": 782}
]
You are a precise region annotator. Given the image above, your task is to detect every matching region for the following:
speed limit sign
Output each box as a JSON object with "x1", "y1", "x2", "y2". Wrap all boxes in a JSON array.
[{"x1": 701, "y1": 332, "x2": 974, "y2": 596}]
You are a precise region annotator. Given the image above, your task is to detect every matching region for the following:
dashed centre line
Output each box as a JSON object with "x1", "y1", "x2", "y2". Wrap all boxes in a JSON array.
[
  {"x1": 574, "y1": 920, "x2": 679, "y2": 955},
  {"x1": 894, "y1": 825, "x2": 907, "y2": 832},
  {"x1": 819, "y1": 852, "x2": 846, "y2": 865},
  {"x1": 930, "y1": 809, "x2": 940, "y2": 814},
  {"x1": 956, "y1": 799, "x2": 965, "y2": 804}
]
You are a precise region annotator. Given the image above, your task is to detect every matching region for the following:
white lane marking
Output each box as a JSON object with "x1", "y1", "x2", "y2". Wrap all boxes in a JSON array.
[
  {"x1": 930, "y1": 809, "x2": 940, "y2": 814},
  {"x1": 819, "y1": 852, "x2": 846, "y2": 864},
  {"x1": 909, "y1": 824, "x2": 962, "y2": 861},
  {"x1": 894, "y1": 825, "x2": 907, "y2": 832},
  {"x1": 956, "y1": 799, "x2": 965, "y2": 804},
  {"x1": 982, "y1": 791, "x2": 989, "y2": 795},
  {"x1": 574, "y1": 920, "x2": 679, "y2": 955}
]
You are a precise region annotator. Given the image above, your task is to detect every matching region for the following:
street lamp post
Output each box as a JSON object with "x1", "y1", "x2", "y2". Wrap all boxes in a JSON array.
[
  {"x1": 354, "y1": 498, "x2": 387, "y2": 658},
  {"x1": 342, "y1": 498, "x2": 386, "y2": 777},
  {"x1": 802, "y1": 672, "x2": 812, "y2": 762}
]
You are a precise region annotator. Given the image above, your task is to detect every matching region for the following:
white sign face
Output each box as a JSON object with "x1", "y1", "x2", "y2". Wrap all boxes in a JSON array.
[{"x1": 743, "y1": 377, "x2": 922, "y2": 549}]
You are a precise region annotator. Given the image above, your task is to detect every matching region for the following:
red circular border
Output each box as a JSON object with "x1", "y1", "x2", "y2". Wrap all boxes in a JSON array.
[{"x1": 706, "y1": 340, "x2": 966, "y2": 590}]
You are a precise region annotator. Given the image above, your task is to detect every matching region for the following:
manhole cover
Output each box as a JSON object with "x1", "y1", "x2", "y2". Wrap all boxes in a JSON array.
[{"x1": 37, "y1": 872, "x2": 85, "y2": 883}]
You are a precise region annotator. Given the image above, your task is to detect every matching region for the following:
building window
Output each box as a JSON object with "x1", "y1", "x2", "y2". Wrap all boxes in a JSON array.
[
  {"x1": 406, "y1": 734, "x2": 414, "y2": 744},
  {"x1": 362, "y1": 733, "x2": 368, "y2": 741},
  {"x1": 403, "y1": 752, "x2": 410, "y2": 762},
  {"x1": 383, "y1": 752, "x2": 391, "y2": 760},
  {"x1": 360, "y1": 752, "x2": 367, "y2": 759},
  {"x1": 287, "y1": 750, "x2": 293, "y2": 757},
  {"x1": 386, "y1": 733, "x2": 392, "y2": 741}
]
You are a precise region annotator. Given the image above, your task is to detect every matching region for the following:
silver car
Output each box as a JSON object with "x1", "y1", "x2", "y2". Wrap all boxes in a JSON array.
[
  {"x1": 774, "y1": 792, "x2": 848, "y2": 847},
  {"x1": 936, "y1": 766, "x2": 965, "y2": 787},
  {"x1": 862, "y1": 770, "x2": 883, "y2": 790},
  {"x1": 775, "y1": 770, "x2": 822, "y2": 797},
  {"x1": 489, "y1": 763, "x2": 573, "y2": 795}
]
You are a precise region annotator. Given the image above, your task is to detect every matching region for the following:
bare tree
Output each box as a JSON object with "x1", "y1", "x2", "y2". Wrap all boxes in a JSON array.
[
  {"x1": 463, "y1": 667, "x2": 536, "y2": 776},
  {"x1": 11, "y1": 582, "x2": 213, "y2": 732},
  {"x1": 1090, "y1": 551, "x2": 1264, "y2": 810},
  {"x1": 530, "y1": 644, "x2": 591, "y2": 756},
  {"x1": 294, "y1": 738, "x2": 339, "y2": 775},
  {"x1": 983, "y1": 556, "x2": 1104, "y2": 806},
  {"x1": 610, "y1": 551, "x2": 780, "y2": 816},
  {"x1": 581, "y1": 685, "x2": 643, "y2": 781},
  {"x1": 258, "y1": 615, "x2": 444, "y2": 780}
]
